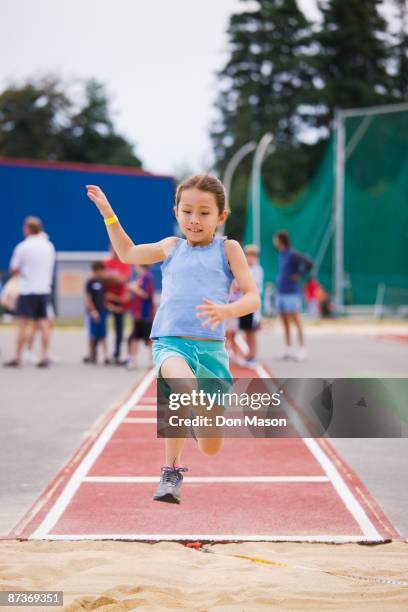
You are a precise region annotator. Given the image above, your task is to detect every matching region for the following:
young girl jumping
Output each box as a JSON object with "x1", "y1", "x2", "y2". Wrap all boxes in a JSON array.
[{"x1": 86, "y1": 175, "x2": 260, "y2": 504}]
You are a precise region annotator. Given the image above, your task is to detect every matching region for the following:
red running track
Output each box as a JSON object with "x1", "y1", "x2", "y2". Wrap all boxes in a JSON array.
[{"x1": 10, "y1": 364, "x2": 400, "y2": 543}]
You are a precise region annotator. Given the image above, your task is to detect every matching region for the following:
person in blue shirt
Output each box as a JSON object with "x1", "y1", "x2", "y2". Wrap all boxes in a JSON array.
[
  {"x1": 86, "y1": 175, "x2": 260, "y2": 504},
  {"x1": 273, "y1": 230, "x2": 313, "y2": 362}
]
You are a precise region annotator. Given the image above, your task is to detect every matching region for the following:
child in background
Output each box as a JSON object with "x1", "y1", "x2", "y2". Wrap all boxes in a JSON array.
[
  {"x1": 304, "y1": 276, "x2": 321, "y2": 320},
  {"x1": 84, "y1": 261, "x2": 108, "y2": 364},
  {"x1": 317, "y1": 284, "x2": 332, "y2": 318},
  {"x1": 86, "y1": 175, "x2": 260, "y2": 504},
  {"x1": 225, "y1": 279, "x2": 241, "y2": 364},
  {"x1": 127, "y1": 264, "x2": 155, "y2": 370},
  {"x1": 0, "y1": 273, "x2": 19, "y2": 315},
  {"x1": 238, "y1": 244, "x2": 264, "y2": 368}
]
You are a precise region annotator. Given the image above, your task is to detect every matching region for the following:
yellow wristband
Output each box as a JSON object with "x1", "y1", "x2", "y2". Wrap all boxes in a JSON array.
[{"x1": 104, "y1": 215, "x2": 118, "y2": 226}]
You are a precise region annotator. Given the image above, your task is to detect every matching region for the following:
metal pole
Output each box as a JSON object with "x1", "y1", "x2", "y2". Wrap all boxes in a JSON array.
[
  {"x1": 223, "y1": 141, "x2": 256, "y2": 211},
  {"x1": 334, "y1": 110, "x2": 345, "y2": 311},
  {"x1": 341, "y1": 101, "x2": 408, "y2": 118},
  {"x1": 374, "y1": 282, "x2": 386, "y2": 319},
  {"x1": 331, "y1": 103, "x2": 407, "y2": 312},
  {"x1": 219, "y1": 141, "x2": 256, "y2": 236},
  {"x1": 314, "y1": 217, "x2": 333, "y2": 274},
  {"x1": 251, "y1": 133, "x2": 274, "y2": 248}
]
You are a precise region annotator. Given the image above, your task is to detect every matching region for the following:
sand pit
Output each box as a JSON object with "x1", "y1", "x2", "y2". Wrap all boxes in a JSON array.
[{"x1": 0, "y1": 540, "x2": 407, "y2": 611}]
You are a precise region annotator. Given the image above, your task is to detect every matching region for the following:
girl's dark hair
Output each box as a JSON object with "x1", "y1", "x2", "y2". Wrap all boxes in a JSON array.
[
  {"x1": 275, "y1": 230, "x2": 291, "y2": 248},
  {"x1": 175, "y1": 174, "x2": 227, "y2": 214}
]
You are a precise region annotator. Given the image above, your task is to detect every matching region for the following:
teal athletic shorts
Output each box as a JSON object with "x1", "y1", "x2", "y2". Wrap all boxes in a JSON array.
[{"x1": 152, "y1": 336, "x2": 233, "y2": 401}]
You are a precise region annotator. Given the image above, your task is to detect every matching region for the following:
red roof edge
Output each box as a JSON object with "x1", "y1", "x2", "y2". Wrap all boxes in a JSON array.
[{"x1": 0, "y1": 156, "x2": 174, "y2": 181}]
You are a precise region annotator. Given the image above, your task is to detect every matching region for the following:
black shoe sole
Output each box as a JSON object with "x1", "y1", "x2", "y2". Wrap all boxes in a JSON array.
[{"x1": 153, "y1": 493, "x2": 180, "y2": 504}]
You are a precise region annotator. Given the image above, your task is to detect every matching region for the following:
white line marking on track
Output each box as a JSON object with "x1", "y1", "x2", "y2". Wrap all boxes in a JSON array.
[
  {"x1": 303, "y1": 438, "x2": 381, "y2": 540},
  {"x1": 83, "y1": 476, "x2": 330, "y2": 483},
  {"x1": 123, "y1": 417, "x2": 157, "y2": 424},
  {"x1": 127, "y1": 404, "x2": 157, "y2": 411},
  {"x1": 255, "y1": 364, "x2": 382, "y2": 541},
  {"x1": 133, "y1": 397, "x2": 156, "y2": 404},
  {"x1": 30, "y1": 369, "x2": 157, "y2": 539},
  {"x1": 38, "y1": 534, "x2": 383, "y2": 543}
]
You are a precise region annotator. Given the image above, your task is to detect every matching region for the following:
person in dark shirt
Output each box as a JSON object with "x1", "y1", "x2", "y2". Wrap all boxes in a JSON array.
[
  {"x1": 273, "y1": 230, "x2": 313, "y2": 361},
  {"x1": 126, "y1": 264, "x2": 155, "y2": 369},
  {"x1": 84, "y1": 261, "x2": 108, "y2": 364}
]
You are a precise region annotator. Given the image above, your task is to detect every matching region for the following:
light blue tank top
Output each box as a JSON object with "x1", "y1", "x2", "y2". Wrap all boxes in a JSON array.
[{"x1": 150, "y1": 237, "x2": 234, "y2": 340}]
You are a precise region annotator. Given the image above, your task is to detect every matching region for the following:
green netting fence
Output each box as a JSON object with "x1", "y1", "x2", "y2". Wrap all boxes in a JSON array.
[{"x1": 244, "y1": 108, "x2": 408, "y2": 306}]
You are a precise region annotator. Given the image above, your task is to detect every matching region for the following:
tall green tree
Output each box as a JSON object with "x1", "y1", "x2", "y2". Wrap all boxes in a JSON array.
[
  {"x1": 314, "y1": 0, "x2": 396, "y2": 126},
  {"x1": 211, "y1": 0, "x2": 318, "y2": 239},
  {"x1": 213, "y1": 0, "x2": 316, "y2": 159},
  {"x1": 62, "y1": 80, "x2": 141, "y2": 166},
  {"x1": 391, "y1": 0, "x2": 408, "y2": 98},
  {"x1": 0, "y1": 77, "x2": 142, "y2": 167},
  {"x1": 0, "y1": 78, "x2": 70, "y2": 159}
]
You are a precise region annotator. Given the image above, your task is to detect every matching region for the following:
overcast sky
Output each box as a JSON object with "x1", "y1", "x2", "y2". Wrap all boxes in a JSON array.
[{"x1": 1, "y1": 0, "x2": 397, "y2": 176}]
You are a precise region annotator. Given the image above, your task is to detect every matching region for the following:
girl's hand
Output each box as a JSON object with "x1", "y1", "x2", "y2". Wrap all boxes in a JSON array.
[
  {"x1": 196, "y1": 298, "x2": 229, "y2": 331},
  {"x1": 86, "y1": 185, "x2": 114, "y2": 218}
]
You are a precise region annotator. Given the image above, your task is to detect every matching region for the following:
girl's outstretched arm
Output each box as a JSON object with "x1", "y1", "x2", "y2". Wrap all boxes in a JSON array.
[{"x1": 86, "y1": 185, "x2": 177, "y2": 264}]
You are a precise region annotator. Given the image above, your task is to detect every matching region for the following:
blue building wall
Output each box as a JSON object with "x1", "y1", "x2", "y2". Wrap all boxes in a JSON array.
[{"x1": 1, "y1": 160, "x2": 175, "y2": 269}]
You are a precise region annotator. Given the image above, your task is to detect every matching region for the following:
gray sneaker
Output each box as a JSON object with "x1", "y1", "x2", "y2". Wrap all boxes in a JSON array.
[{"x1": 153, "y1": 465, "x2": 188, "y2": 504}]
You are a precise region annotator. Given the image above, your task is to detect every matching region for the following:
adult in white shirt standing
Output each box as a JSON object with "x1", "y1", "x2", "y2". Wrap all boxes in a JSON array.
[{"x1": 4, "y1": 217, "x2": 56, "y2": 367}]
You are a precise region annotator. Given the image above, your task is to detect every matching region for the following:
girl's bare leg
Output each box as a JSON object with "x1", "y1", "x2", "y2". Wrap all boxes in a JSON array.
[
  {"x1": 245, "y1": 330, "x2": 257, "y2": 360},
  {"x1": 195, "y1": 402, "x2": 224, "y2": 456},
  {"x1": 160, "y1": 356, "x2": 196, "y2": 465},
  {"x1": 160, "y1": 356, "x2": 224, "y2": 461}
]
